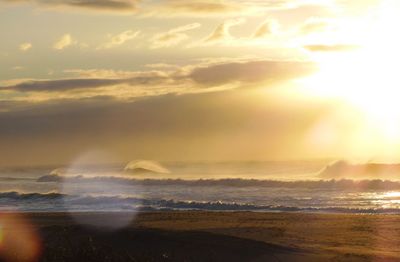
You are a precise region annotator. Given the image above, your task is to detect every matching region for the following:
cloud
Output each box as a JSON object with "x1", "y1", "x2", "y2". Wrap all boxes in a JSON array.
[
  {"x1": 191, "y1": 18, "x2": 288, "y2": 48},
  {"x1": 299, "y1": 17, "x2": 335, "y2": 35},
  {"x1": 19, "y1": 42, "x2": 32, "y2": 51},
  {"x1": 97, "y1": 30, "x2": 140, "y2": 50},
  {"x1": 1, "y1": 74, "x2": 168, "y2": 93},
  {"x1": 190, "y1": 60, "x2": 316, "y2": 86},
  {"x1": 143, "y1": 0, "x2": 331, "y2": 17},
  {"x1": 145, "y1": 63, "x2": 181, "y2": 71},
  {"x1": 53, "y1": 34, "x2": 76, "y2": 50},
  {"x1": 0, "y1": 59, "x2": 316, "y2": 101},
  {"x1": 1, "y1": 0, "x2": 338, "y2": 16},
  {"x1": 252, "y1": 20, "x2": 279, "y2": 38},
  {"x1": 64, "y1": 68, "x2": 160, "y2": 78},
  {"x1": 149, "y1": 0, "x2": 242, "y2": 16},
  {"x1": 6, "y1": 79, "x2": 125, "y2": 92},
  {"x1": 150, "y1": 23, "x2": 201, "y2": 49},
  {"x1": 304, "y1": 44, "x2": 359, "y2": 52},
  {"x1": 0, "y1": 0, "x2": 140, "y2": 13},
  {"x1": 203, "y1": 18, "x2": 245, "y2": 43}
]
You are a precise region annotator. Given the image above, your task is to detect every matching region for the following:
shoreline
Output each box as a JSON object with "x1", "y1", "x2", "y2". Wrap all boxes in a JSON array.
[{"x1": 8, "y1": 208, "x2": 400, "y2": 215}]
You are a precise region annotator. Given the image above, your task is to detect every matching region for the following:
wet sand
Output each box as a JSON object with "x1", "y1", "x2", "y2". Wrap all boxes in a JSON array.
[{"x1": 4, "y1": 212, "x2": 400, "y2": 261}]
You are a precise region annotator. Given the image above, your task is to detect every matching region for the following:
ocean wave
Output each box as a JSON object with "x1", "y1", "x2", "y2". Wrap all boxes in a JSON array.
[
  {"x1": 319, "y1": 160, "x2": 400, "y2": 179},
  {"x1": 0, "y1": 191, "x2": 400, "y2": 213},
  {"x1": 124, "y1": 160, "x2": 170, "y2": 174},
  {"x1": 0, "y1": 191, "x2": 65, "y2": 200},
  {"x1": 36, "y1": 175, "x2": 400, "y2": 190},
  {"x1": 0, "y1": 177, "x2": 36, "y2": 182}
]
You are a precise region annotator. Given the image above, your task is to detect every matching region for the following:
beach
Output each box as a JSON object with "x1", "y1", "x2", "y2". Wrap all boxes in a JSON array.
[
  {"x1": 3, "y1": 0, "x2": 400, "y2": 261},
  {"x1": 3, "y1": 211, "x2": 400, "y2": 261},
  {"x1": 2, "y1": 162, "x2": 400, "y2": 261}
]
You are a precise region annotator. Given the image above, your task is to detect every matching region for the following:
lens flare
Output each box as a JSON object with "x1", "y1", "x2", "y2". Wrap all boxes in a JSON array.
[
  {"x1": 61, "y1": 150, "x2": 141, "y2": 230},
  {"x1": 0, "y1": 213, "x2": 41, "y2": 262}
]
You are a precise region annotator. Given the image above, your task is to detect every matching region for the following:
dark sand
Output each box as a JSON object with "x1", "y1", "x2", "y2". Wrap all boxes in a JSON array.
[{"x1": 3, "y1": 212, "x2": 400, "y2": 261}]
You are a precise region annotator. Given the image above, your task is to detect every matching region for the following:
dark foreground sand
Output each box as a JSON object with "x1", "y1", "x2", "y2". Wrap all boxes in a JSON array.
[{"x1": 2, "y1": 212, "x2": 400, "y2": 261}]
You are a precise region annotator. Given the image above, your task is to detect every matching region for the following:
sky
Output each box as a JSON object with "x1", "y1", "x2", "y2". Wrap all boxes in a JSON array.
[{"x1": 1, "y1": 0, "x2": 400, "y2": 167}]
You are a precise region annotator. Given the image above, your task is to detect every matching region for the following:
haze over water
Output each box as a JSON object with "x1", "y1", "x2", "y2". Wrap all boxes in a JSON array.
[{"x1": 1, "y1": 160, "x2": 400, "y2": 213}]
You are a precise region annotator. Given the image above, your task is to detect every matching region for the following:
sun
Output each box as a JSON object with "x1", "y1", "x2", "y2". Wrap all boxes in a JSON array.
[{"x1": 300, "y1": 0, "x2": 400, "y2": 144}]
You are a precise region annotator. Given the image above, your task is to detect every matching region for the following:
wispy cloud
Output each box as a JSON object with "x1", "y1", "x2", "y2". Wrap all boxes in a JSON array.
[
  {"x1": 0, "y1": 0, "x2": 140, "y2": 13},
  {"x1": 53, "y1": 34, "x2": 76, "y2": 50},
  {"x1": 97, "y1": 30, "x2": 140, "y2": 50},
  {"x1": 299, "y1": 17, "x2": 336, "y2": 35},
  {"x1": 143, "y1": 0, "x2": 331, "y2": 17},
  {"x1": 19, "y1": 42, "x2": 32, "y2": 52},
  {"x1": 150, "y1": 23, "x2": 201, "y2": 49},
  {"x1": 252, "y1": 20, "x2": 279, "y2": 38},
  {"x1": 304, "y1": 44, "x2": 359, "y2": 52},
  {"x1": 192, "y1": 18, "x2": 285, "y2": 48},
  {"x1": 147, "y1": 0, "x2": 242, "y2": 17},
  {"x1": 1, "y1": 0, "x2": 339, "y2": 16},
  {"x1": 203, "y1": 18, "x2": 245, "y2": 44}
]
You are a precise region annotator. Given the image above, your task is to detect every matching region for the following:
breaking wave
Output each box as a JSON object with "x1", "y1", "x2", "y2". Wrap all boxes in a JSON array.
[
  {"x1": 36, "y1": 175, "x2": 400, "y2": 190},
  {"x1": 1, "y1": 191, "x2": 400, "y2": 213},
  {"x1": 319, "y1": 160, "x2": 400, "y2": 179},
  {"x1": 0, "y1": 191, "x2": 64, "y2": 200},
  {"x1": 124, "y1": 160, "x2": 170, "y2": 174},
  {"x1": 50, "y1": 168, "x2": 67, "y2": 176}
]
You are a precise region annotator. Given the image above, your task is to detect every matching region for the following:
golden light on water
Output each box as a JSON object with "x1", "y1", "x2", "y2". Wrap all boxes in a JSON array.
[{"x1": 382, "y1": 191, "x2": 400, "y2": 199}]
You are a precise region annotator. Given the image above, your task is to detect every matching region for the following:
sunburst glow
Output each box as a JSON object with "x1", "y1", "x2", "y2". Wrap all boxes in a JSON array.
[{"x1": 301, "y1": 0, "x2": 400, "y2": 145}]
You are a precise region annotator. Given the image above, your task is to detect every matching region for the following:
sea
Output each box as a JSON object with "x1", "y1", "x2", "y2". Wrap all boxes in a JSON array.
[{"x1": 2, "y1": 160, "x2": 400, "y2": 214}]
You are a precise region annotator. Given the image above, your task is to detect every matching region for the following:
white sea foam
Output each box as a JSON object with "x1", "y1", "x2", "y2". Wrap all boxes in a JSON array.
[
  {"x1": 124, "y1": 160, "x2": 170, "y2": 174},
  {"x1": 3, "y1": 160, "x2": 400, "y2": 214}
]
